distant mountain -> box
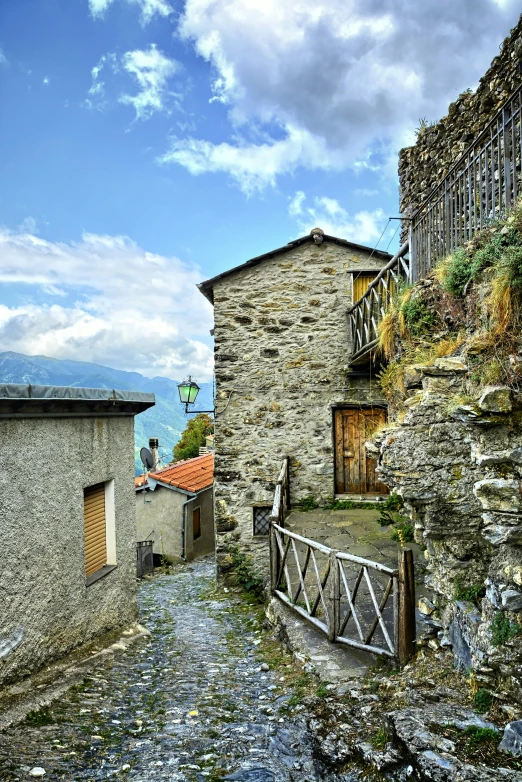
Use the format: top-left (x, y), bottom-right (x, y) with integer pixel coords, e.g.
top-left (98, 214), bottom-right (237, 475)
top-left (0, 352), bottom-right (214, 474)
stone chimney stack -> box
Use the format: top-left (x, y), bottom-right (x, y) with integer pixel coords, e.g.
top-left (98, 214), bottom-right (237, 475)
top-left (148, 437), bottom-right (159, 470)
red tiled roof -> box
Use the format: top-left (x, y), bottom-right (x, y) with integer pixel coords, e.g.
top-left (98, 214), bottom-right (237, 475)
top-left (149, 453), bottom-right (214, 493)
top-left (135, 474), bottom-right (148, 488)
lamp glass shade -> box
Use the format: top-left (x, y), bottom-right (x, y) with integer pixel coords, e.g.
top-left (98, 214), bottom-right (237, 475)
top-left (178, 378), bottom-right (200, 405)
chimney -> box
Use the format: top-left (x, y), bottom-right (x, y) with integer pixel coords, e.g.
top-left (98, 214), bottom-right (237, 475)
top-left (149, 437), bottom-right (159, 470)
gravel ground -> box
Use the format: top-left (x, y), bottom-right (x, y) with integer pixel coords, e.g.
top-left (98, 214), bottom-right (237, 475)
top-left (0, 558), bottom-right (364, 782)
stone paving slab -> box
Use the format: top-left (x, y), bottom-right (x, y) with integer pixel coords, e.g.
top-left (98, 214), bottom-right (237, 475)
top-left (0, 558), bottom-right (365, 782)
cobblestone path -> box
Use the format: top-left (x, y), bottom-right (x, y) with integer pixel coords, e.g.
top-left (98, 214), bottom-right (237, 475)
top-left (0, 559), bottom-right (362, 782)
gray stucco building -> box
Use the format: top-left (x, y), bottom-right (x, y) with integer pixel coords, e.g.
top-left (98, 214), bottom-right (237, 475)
top-left (198, 229), bottom-right (391, 578)
top-left (136, 453), bottom-right (214, 563)
top-left (0, 384), bottom-right (154, 686)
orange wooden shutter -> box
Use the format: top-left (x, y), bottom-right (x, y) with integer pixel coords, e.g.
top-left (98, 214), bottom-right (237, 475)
top-left (353, 274), bottom-right (376, 303)
top-left (84, 483), bottom-right (107, 577)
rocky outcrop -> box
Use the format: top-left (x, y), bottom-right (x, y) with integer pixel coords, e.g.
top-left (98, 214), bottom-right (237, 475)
top-left (371, 362), bottom-right (522, 704)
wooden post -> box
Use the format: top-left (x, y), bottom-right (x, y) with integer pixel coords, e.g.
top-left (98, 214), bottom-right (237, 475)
top-left (269, 520), bottom-right (279, 593)
top-left (396, 548), bottom-right (416, 666)
top-left (328, 550), bottom-right (340, 642)
top-left (285, 456), bottom-right (291, 513)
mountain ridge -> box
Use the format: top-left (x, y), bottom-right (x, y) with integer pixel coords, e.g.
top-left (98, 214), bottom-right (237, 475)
top-left (0, 352), bottom-right (214, 474)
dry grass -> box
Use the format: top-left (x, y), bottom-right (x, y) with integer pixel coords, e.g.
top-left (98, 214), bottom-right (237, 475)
top-left (486, 268), bottom-right (517, 332)
top-left (377, 310), bottom-right (398, 361)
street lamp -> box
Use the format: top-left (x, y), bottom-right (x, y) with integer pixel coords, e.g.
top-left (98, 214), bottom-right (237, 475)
top-left (177, 376), bottom-right (215, 414)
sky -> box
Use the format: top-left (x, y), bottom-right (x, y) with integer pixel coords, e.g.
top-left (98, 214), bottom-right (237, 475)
top-left (0, 0), bottom-right (519, 382)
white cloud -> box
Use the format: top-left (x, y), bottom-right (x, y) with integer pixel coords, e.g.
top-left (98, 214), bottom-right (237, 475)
top-left (288, 191), bottom-right (305, 217)
top-left (17, 217), bottom-right (39, 235)
top-left (0, 230), bottom-right (213, 381)
top-left (159, 125), bottom-right (341, 193)
top-left (119, 45), bottom-right (181, 121)
top-left (86, 47), bottom-right (181, 120)
top-left (89, 0), bottom-right (172, 24)
top-left (0, 49), bottom-right (8, 66)
top-left (164, 0), bottom-right (520, 191)
top-left (289, 192), bottom-right (386, 245)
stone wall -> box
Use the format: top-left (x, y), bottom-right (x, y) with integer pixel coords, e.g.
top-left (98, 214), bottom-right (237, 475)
top-left (399, 15), bottom-right (522, 230)
top-left (0, 415), bottom-right (138, 686)
top-left (372, 364), bottom-right (522, 702)
top-left (211, 238), bottom-right (388, 579)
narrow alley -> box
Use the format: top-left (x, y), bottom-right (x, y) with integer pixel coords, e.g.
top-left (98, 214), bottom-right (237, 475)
top-left (0, 559), bottom-right (364, 782)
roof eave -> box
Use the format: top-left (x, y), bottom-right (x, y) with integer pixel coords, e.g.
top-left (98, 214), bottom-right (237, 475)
top-left (197, 234), bottom-right (393, 306)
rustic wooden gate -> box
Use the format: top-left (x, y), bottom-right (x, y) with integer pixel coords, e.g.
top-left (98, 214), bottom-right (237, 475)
top-left (269, 459), bottom-right (415, 665)
top-left (334, 407), bottom-right (388, 495)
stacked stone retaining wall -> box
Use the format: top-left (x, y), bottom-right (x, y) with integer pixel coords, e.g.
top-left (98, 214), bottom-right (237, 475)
top-left (399, 15), bottom-right (522, 235)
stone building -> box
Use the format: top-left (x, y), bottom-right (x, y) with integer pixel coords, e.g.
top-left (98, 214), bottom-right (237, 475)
top-left (0, 383), bottom-right (154, 686)
top-left (198, 229), bottom-right (392, 576)
top-left (136, 453), bottom-right (214, 563)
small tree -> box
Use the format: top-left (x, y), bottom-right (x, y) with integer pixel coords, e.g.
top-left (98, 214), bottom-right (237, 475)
top-left (173, 413), bottom-right (213, 462)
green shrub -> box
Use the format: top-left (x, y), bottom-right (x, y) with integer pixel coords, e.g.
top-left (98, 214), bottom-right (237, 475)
top-left (391, 523), bottom-right (414, 543)
top-left (299, 496), bottom-right (319, 511)
top-left (473, 688), bottom-right (493, 713)
top-left (490, 611), bottom-right (521, 646)
top-left (24, 707), bottom-right (54, 726)
top-left (228, 544), bottom-right (264, 600)
top-left (453, 578), bottom-right (485, 604)
top-left (378, 494), bottom-right (406, 526)
top-left (442, 248), bottom-right (473, 297)
top-left (371, 726), bottom-right (389, 749)
top-left (463, 725), bottom-right (501, 751)
top-left (401, 298), bottom-right (438, 336)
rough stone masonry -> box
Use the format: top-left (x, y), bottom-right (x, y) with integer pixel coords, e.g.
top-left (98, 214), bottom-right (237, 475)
top-left (370, 361), bottom-right (522, 705)
top-left (200, 234), bottom-right (389, 579)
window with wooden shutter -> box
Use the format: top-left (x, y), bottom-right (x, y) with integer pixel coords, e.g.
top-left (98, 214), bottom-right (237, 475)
top-left (84, 483), bottom-right (107, 577)
top-left (193, 507), bottom-right (201, 540)
top-left (352, 274), bottom-right (377, 303)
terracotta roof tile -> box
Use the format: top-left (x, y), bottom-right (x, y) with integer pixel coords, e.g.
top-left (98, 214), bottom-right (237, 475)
top-left (135, 474), bottom-right (148, 488)
top-left (149, 453), bottom-right (214, 493)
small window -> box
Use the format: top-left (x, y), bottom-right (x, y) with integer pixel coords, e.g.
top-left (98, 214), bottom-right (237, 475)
top-left (84, 483), bottom-right (107, 577)
top-left (253, 506), bottom-right (271, 536)
top-left (83, 480), bottom-right (116, 584)
top-left (193, 507), bottom-right (201, 540)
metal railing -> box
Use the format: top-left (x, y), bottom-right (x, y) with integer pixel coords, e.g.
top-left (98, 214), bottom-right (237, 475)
top-left (348, 84), bottom-right (522, 364)
top-left (411, 83), bottom-right (522, 279)
top-left (347, 242), bottom-right (410, 364)
top-left (136, 540), bottom-right (154, 579)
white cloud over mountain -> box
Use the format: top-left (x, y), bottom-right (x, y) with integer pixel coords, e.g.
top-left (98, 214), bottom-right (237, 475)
top-left (0, 230), bottom-right (213, 381)
top-left (161, 0), bottom-right (520, 191)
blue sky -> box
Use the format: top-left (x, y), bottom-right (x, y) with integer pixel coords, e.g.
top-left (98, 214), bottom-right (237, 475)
top-left (0, 0), bottom-right (519, 380)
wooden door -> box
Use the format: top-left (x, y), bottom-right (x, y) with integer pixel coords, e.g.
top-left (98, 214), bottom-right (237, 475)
top-left (334, 408), bottom-right (388, 495)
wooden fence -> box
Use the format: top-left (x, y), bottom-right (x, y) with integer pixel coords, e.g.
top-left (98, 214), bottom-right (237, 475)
top-left (348, 83), bottom-right (522, 364)
top-left (269, 460), bottom-right (415, 664)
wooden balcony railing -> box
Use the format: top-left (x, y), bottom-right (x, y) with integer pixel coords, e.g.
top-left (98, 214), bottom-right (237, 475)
top-left (347, 241), bottom-right (410, 365)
